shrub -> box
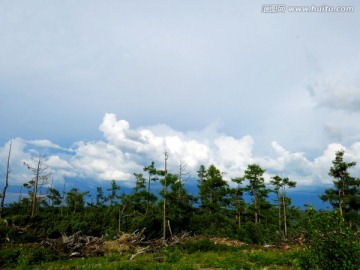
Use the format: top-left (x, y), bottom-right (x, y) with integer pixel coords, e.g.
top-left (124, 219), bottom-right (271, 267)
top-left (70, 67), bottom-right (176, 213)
top-left (17, 245), bottom-right (59, 266)
top-left (179, 238), bottom-right (225, 253)
top-left (0, 246), bottom-right (21, 268)
top-left (300, 209), bottom-right (360, 270)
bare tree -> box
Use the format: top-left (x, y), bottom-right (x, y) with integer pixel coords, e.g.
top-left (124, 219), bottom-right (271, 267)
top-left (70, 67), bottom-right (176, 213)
top-left (23, 154), bottom-right (50, 217)
top-left (178, 161), bottom-right (189, 183)
top-left (163, 150), bottom-right (168, 240)
top-left (0, 141), bottom-right (12, 218)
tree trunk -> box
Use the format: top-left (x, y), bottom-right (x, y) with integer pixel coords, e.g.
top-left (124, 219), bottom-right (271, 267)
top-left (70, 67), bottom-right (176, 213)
top-left (163, 151), bottom-right (168, 240)
top-left (254, 194), bottom-right (258, 223)
top-left (31, 157), bottom-right (41, 217)
top-left (0, 142), bottom-right (12, 218)
top-left (282, 193), bottom-right (287, 238)
top-left (338, 189), bottom-right (343, 216)
top-left (277, 193), bottom-right (281, 233)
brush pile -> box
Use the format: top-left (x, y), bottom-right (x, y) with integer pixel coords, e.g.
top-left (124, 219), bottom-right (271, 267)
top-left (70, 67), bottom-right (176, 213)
top-left (40, 231), bottom-right (104, 257)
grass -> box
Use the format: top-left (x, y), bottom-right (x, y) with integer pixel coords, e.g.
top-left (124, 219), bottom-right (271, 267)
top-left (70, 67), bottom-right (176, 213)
top-left (26, 248), bottom-right (301, 269)
top-left (1, 238), bottom-right (303, 269)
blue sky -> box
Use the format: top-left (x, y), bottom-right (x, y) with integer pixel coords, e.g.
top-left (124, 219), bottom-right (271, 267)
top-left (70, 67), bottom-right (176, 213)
top-left (1, 1), bottom-right (360, 207)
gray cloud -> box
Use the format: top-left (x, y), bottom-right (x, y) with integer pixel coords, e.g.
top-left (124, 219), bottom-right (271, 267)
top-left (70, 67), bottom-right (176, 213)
top-left (308, 80), bottom-right (360, 113)
top-left (323, 123), bottom-right (342, 142)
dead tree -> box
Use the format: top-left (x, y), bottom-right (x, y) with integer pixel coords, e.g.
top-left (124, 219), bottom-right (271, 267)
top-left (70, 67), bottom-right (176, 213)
top-left (178, 161), bottom-right (190, 183)
top-left (23, 154), bottom-right (50, 217)
top-left (163, 150), bottom-right (168, 240)
top-left (0, 141), bottom-right (12, 218)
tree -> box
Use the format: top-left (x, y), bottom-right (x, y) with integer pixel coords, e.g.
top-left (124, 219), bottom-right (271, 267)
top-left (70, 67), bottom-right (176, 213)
top-left (197, 165), bottom-right (207, 185)
top-left (96, 186), bottom-right (107, 207)
top-left (198, 164), bottom-right (229, 214)
top-left (0, 141), bottom-right (12, 218)
top-left (47, 187), bottom-right (62, 208)
top-left (130, 173), bottom-right (156, 214)
top-left (244, 164), bottom-right (268, 224)
top-left (158, 170), bottom-right (196, 236)
top-left (270, 175), bottom-right (296, 237)
top-left (66, 188), bottom-right (89, 214)
top-left (178, 161), bottom-right (189, 183)
top-left (143, 161), bottom-right (158, 193)
top-left (107, 180), bottom-right (121, 208)
top-left (162, 151), bottom-right (168, 240)
top-left (230, 177), bottom-right (245, 228)
top-left (270, 175), bottom-right (282, 232)
top-left (320, 150), bottom-right (360, 217)
top-left (23, 154), bottom-right (50, 217)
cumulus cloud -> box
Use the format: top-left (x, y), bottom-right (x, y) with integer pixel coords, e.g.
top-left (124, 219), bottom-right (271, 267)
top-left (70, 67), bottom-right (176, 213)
top-left (99, 113), bottom-right (211, 169)
top-left (307, 80), bottom-right (360, 112)
top-left (1, 113), bottom-right (360, 188)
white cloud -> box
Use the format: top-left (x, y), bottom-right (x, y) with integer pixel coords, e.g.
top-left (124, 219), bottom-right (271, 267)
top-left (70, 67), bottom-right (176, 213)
top-left (46, 155), bottom-right (72, 169)
top-left (2, 114), bottom-right (360, 188)
top-left (26, 139), bottom-right (69, 151)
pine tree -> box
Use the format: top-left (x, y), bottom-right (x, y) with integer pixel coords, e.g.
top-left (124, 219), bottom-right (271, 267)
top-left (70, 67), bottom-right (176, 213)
top-left (198, 164), bottom-right (229, 214)
top-left (230, 177), bottom-right (245, 228)
top-left (320, 150), bottom-right (360, 217)
top-left (244, 164), bottom-right (268, 224)
top-left (107, 180), bottom-right (120, 208)
top-left (270, 175), bottom-right (296, 237)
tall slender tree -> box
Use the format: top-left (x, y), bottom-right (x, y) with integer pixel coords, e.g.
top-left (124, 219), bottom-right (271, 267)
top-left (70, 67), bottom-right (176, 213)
top-left (230, 176), bottom-right (245, 229)
top-left (270, 175), bottom-right (283, 231)
top-left (96, 186), bottom-right (107, 207)
top-left (0, 141), bottom-right (12, 218)
top-left (107, 180), bottom-right (120, 208)
top-left (244, 164), bottom-right (268, 224)
top-left (271, 175), bottom-right (296, 237)
top-left (143, 161), bottom-right (158, 193)
top-left (280, 177), bottom-right (296, 237)
top-left (162, 151), bottom-right (168, 240)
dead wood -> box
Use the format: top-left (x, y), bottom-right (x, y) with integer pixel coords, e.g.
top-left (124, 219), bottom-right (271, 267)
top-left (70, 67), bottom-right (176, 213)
top-left (41, 232), bottom-right (104, 257)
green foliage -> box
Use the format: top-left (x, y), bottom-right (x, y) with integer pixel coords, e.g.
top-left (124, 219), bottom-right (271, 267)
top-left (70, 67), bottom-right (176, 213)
top-left (0, 245), bottom-right (60, 268)
top-left (176, 238), bottom-right (239, 253)
top-left (66, 188), bottom-right (89, 213)
top-left (240, 222), bottom-right (278, 244)
top-left (198, 164), bottom-right (229, 213)
top-left (2, 155), bottom-right (359, 269)
top-left (0, 245), bottom-right (20, 268)
top-left (300, 209), bottom-right (360, 270)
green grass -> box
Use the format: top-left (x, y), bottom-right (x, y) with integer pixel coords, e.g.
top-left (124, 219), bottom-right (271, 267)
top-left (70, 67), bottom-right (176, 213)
top-left (21, 247), bottom-right (301, 270)
top-left (1, 238), bottom-right (303, 269)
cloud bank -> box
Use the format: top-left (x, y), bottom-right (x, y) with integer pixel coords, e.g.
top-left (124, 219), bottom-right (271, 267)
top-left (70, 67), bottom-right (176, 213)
top-left (1, 113), bottom-right (360, 188)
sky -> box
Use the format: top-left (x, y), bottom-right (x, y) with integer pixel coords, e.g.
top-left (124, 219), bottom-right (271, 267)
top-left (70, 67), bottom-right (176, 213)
top-left (1, 0), bottom-right (360, 206)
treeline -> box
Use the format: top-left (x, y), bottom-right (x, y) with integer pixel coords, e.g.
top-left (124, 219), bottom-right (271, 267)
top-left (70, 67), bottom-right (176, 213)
top-left (1, 149), bottom-right (359, 246)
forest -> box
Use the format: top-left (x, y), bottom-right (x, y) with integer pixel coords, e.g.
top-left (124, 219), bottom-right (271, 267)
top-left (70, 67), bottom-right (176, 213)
top-left (0, 147), bottom-right (359, 269)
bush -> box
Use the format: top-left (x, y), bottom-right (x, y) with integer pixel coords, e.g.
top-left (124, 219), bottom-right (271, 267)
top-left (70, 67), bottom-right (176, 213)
top-left (176, 238), bottom-right (236, 254)
top-left (300, 209), bottom-right (360, 270)
top-left (0, 246), bottom-right (21, 268)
